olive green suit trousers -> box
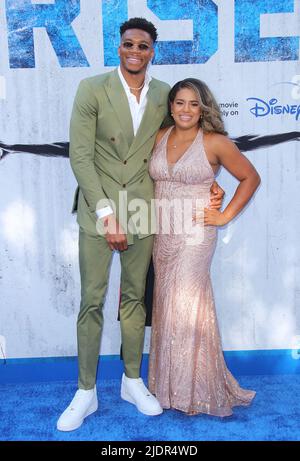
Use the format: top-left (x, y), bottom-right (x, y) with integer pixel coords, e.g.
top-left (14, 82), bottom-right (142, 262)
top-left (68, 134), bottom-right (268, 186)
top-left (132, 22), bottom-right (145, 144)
top-left (77, 229), bottom-right (153, 389)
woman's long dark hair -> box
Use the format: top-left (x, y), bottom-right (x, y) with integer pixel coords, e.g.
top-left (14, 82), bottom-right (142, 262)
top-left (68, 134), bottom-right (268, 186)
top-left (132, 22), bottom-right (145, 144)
top-left (168, 78), bottom-right (227, 135)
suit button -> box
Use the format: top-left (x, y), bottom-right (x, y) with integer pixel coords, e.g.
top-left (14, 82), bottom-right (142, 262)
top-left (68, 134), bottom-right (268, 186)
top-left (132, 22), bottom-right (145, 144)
top-left (144, 159), bottom-right (147, 163)
top-left (111, 137), bottom-right (115, 142)
top-left (122, 184), bottom-right (126, 188)
top-left (123, 160), bottom-right (127, 165)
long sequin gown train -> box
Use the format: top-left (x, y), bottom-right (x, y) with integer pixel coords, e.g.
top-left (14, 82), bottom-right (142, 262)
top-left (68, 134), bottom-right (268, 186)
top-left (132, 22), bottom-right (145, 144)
top-left (148, 127), bottom-right (255, 416)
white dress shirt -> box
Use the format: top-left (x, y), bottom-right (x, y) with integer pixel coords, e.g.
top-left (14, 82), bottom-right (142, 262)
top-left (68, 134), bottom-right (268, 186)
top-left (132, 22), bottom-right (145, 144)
top-left (97, 67), bottom-right (152, 219)
top-left (117, 66), bottom-right (152, 136)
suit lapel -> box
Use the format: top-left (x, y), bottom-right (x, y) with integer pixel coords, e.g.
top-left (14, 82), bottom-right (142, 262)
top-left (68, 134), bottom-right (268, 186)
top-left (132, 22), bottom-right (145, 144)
top-left (126, 80), bottom-right (163, 159)
top-left (104, 69), bottom-right (134, 150)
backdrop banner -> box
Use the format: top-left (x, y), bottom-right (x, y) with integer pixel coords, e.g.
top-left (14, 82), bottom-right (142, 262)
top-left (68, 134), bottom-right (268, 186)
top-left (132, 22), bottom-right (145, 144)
top-left (0, 0), bottom-right (299, 362)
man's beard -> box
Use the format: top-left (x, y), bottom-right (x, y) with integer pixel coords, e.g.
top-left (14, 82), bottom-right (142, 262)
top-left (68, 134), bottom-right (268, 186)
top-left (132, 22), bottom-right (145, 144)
top-left (126, 67), bottom-right (144, 75)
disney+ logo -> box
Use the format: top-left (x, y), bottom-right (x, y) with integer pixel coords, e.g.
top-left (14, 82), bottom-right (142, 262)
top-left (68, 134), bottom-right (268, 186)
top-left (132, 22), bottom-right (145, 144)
top-left (247, 97), bottom-right (300, 121)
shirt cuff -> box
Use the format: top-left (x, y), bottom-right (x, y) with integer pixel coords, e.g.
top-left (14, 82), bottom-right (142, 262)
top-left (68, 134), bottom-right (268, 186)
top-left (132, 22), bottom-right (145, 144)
top-left (96, 206), bottom-right (114, 219)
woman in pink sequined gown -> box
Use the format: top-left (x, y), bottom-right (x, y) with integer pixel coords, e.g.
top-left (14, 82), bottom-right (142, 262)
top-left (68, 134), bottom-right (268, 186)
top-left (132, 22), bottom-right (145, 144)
top-left (148, 79), bottom-right (260, 417)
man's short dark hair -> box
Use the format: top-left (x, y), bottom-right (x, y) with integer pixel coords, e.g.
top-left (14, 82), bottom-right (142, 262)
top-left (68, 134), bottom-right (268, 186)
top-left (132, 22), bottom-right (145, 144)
top-left (120, 17), bottom-right (158, 43)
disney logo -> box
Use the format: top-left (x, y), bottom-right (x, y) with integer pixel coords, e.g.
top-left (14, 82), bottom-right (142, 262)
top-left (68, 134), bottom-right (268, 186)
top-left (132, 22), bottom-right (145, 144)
top-left (247, 97), bottom-right (300, 121)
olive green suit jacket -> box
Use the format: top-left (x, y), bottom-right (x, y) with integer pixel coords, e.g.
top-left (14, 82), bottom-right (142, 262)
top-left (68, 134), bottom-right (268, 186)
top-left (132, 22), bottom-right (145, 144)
top-left (70, 69), bottom-right (171, 244)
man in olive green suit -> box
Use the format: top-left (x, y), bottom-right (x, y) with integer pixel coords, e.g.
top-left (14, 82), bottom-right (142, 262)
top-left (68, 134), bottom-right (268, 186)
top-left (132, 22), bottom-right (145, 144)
top-left (57, 18), bottom-right (223, 431)
top-left (56, 18), bottom-right (169, 431)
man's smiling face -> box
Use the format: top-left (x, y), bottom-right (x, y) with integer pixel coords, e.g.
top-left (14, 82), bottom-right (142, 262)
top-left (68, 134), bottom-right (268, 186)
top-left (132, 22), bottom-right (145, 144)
top-left (118, 28), bottom-right (154, 75)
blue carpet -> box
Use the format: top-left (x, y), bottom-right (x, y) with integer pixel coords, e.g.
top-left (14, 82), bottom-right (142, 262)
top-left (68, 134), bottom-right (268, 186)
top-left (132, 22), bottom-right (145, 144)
top-left (0, 375), bottom-right (299, 441)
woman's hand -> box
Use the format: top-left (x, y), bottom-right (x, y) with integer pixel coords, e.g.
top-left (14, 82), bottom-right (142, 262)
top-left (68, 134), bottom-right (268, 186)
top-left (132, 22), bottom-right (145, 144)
top-left (204, 208), bottom-right (229, 226)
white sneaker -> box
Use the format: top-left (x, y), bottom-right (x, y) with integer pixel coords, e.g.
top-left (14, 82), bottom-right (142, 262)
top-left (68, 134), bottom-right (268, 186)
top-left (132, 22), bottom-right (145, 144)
top-left (56, 386), bottom-right (98, 431)
top-left (121, 374), bottom-right (163, 416)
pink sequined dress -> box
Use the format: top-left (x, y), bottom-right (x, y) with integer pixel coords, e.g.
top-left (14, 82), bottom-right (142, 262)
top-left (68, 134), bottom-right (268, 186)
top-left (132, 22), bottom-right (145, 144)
top-left (148, 127), bottom-right (256, 416)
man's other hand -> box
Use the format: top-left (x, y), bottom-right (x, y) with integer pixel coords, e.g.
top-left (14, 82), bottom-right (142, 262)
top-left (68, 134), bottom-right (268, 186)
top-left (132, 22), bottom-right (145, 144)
top-left (209, 181), bottom-right (225, 210)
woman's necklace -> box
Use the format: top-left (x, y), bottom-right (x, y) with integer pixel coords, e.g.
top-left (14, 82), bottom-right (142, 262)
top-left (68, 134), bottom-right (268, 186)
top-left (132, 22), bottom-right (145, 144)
top-left (171, 132), bottom-right (198, 149)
